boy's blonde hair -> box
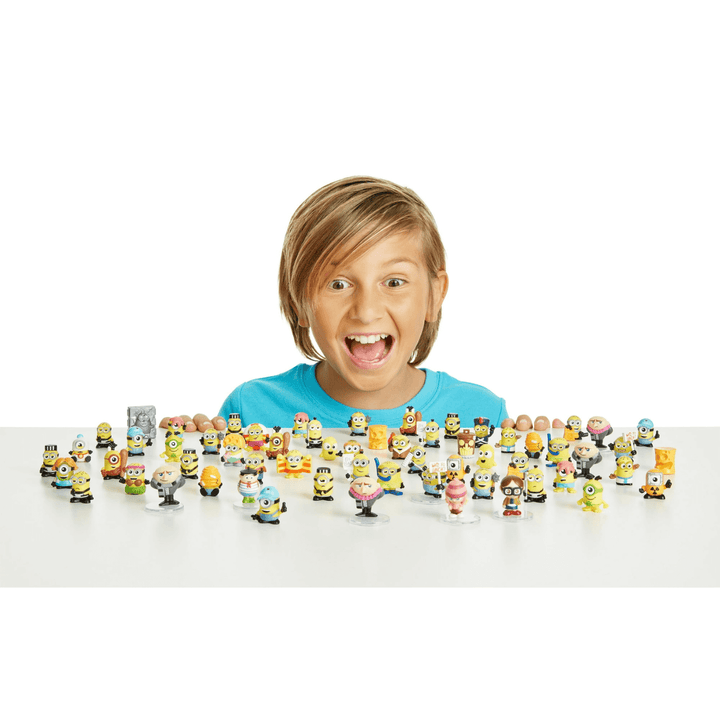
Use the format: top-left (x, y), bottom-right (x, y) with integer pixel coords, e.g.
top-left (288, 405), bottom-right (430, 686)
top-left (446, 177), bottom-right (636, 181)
top-left (279, 176), bottom-right (446, 366)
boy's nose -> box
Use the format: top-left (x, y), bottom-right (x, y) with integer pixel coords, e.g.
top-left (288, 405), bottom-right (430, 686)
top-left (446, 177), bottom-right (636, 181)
top-left (348, 286), bottom-right (384, 324)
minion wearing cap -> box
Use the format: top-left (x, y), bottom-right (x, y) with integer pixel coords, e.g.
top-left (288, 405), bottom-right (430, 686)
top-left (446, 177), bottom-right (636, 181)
top-left (251, 486), bottom-right (287, 524)
top-left (635, 419), bottom-right (660, 448)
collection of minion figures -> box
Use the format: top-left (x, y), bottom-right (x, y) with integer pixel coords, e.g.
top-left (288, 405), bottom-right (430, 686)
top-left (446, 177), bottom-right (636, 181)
top-left (37, 406), bottom-right (676, 525)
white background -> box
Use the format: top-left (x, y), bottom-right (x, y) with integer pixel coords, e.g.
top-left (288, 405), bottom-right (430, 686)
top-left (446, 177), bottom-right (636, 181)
top-left (1, 1), bottom-right (718, 715)
top-left (2, 1), bottom-right (718, 428)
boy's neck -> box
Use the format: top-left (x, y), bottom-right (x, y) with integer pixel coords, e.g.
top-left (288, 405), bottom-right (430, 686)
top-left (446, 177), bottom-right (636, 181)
top-left (314, 361), bottom-right (426, 411)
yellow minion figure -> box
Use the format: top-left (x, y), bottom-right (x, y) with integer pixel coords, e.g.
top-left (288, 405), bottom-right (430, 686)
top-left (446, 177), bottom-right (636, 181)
top-left (319, 437), bottom-right (342, 462)
top-left (342, 440), bottom-right (362, 457)
top-left (52, 457), bottom-right (78, 488)
top-left (313, 467), bottom-right (334, 502)
top-left (126, 426), bottom-right (147, 457)
top-left (306, 417), bottom-right (323, 449)
top-left (70, 470), bottom-right (93, 504)
top-left (609, 455), bottom-right (640, 486)
top-left (348, 411), bottom-right (370, 436)
top-left (546, 437), bottom-right (570, 467)
top-left (407, 445), bottom-right (427, 474)
top-left (400, 406), bottom-right (422, 436)
top-left (577, 478), bottom-right (609, 513)
top-left (346, 451), bottom-right (371, 482)
top-left (199, 429), bottom-right (223, 455)
top-left (222, 432), bottom-right (246, 466)
top-left (496, 427), bottom-right (520, 454)
top-left (475, 443), bottom-right (497, 471)
top-left (375, 458), bottom-right (403, 495)
top-left (180, 449), bottom-right (199, 479)
top-left (444, 413), bottom-right (461, 439)
top-left (123, 462), bottom-right (148, 495)
top-left (160, 434), bottom-right (184, 463)
top-left (277, 450), bottom-right (312, 479)
top-left (388, 433), bottom-right (411, 460)
top-left (507, 451), bottom-right (530, 479)
top-left (525, 465), bottom-right (546, 503)
top-left (243, 423), bottom-right (268, 452)
top-left (40, 444), bottom-right (59, 477)
top-left (423, 420), bottom-right (441, 448)
top-left (563, 416), bottom-right (587, 443)
top-left (95, 422), bottom-right (116, 450)
top-left (226, 413), bottom-right (243, 435)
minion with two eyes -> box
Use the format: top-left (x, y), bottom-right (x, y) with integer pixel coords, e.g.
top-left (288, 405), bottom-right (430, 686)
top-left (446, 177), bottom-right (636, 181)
top-left (123, 462), bottom-right (148, 495)
top-left (423, 420), bottom-right (441, 448)
top-left (375, 458), bottom-right (403, 495)
top-left (200, 429), bottom-right (223, 455)
top-left (277, 450), bottom-right (312, 479)
top-left (320, 437), bottom-right (343, 462)
top-left (348, 412), bottom-right (370, 436)
top-left (496, 427), bottom-right (520, 454)
top-left (609, 455), bottom-right (640, 486)
top-left (40, 445), bottom-right (59, 477)
top-left (95, 423), bottom-right (116, 450)
top-left (346, 451), bottom-right (371, 482)
top-left (305, 418), bottom-right (324, 449)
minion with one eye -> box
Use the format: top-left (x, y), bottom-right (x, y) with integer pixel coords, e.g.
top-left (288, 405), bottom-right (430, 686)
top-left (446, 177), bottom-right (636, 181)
top-left (347, 412), bottom-right (370, 436)
top-left (407, 445), bottom-right (427, 475)
top-left (577, 478), bottom-right (609, 513)
top-left (400, 406), bottom-right (422, 436)
top-left (635, 419), bottom-right (660, 448)
top-left (40, 445), bottom-right (59, 477)
top-left (313, 467), bottom-right (334, 502)
top-left (51, 457), bottom-right (78, 489)
top-left (251, 486), bottom-right (287, 524)
top-left (346, 451), bottom-right (371, 482)
top-left (160, 434), bottom-right (184, 463)
top-left (101, 449), bottom-right (127, 481)
top-left (553, 460), bottom-right (577, 493)
top-left (525, 465), bottom-right (546, 503)
top-left (496, 427), bottom-right (520, 454)
top-left (470, 469), bottom-right (498, 500)
top-left (446, 454), bottom-right (470, 483)
top-left (70, 434), bottom-right (93, 463)
top-left (305, 418), bottom-right (323, 449)
top-left (200, 429), bottom-right (223, 455)
top-left (639, 469), bottom-right (672, 500)
top-left (266, 427), bottom-right (290, 460)
top-left (95, 423), bottom-right (116, 450)
top-left (374, 458), bottom-right (403, 495)
top-left (126, 426), bottom-right (147, 457)
top-left (609, 455), bottom-right (640, 486)
top-left (319, 437), bottom-right (342, 462)
top-left (180, 449), bottom-right (199, 480)
top-left (122, 462), bottom-right (148, 495)
top-left (423, 420), bottom-right (440, 448)
top-left (292, 412), bottom-right (309, 438)
top-left (70, 471), bottom-right (93, 504)
top-left (444, 413), bottom-right (461, 439)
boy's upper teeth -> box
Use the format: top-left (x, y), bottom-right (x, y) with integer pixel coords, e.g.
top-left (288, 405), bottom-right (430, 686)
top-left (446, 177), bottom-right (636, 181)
top-left (348, 334), bottom-right (388, 344)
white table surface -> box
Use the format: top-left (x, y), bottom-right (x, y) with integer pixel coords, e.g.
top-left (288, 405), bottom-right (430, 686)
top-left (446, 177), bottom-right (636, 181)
top-left (1, 426), bottom-right (717, 587)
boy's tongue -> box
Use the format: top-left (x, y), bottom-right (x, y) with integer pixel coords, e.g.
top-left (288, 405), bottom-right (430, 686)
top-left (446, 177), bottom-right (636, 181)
top-left (349, 337), bottom-right (386, 362)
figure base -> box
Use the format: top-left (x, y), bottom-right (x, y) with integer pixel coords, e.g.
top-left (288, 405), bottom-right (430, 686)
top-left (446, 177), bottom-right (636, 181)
top-left (409, 493), bottom-right (444, 506)
top-left (492, 510), bottom-right (533, 522)
top-left (145, 501), bottom-right (184, 513)
top-left (440, 513), bottom-right (480, 526)
top-left (233, 499), bottom-right (257, 510)
top-left (347, 514), bottom-right (390, 527)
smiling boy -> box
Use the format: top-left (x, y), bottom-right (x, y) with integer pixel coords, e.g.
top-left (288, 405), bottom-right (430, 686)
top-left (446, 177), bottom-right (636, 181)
top-left (217, 176), bottom-right (508, 430)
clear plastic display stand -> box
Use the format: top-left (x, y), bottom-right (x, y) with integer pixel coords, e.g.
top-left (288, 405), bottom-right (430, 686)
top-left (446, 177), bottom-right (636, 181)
top-left (348, 513), bottom-right (390, 527)
top-left (145, 501), bottom-right (184, 513)
top-left (492, 510), bottom-right (533, 522)
top-left (233, 499), bottom-right (256, 510)
top-left (440, 511), bottom-right (480, 526)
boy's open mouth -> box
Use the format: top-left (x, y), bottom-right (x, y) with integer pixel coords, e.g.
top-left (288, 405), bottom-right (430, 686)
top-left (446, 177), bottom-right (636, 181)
top-left (344, 334), bottom-right (394, 364)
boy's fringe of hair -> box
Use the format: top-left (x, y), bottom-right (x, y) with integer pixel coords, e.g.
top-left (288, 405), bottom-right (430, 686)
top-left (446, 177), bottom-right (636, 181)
top-left (279, 176), bottom-right (446, 367)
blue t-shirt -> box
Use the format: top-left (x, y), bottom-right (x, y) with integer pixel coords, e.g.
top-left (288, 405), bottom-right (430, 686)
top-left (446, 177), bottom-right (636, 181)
top-left (219, 363), bottom-right (507, 430)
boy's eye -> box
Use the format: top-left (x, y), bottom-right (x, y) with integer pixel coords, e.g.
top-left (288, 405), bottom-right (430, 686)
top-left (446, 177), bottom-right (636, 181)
top-left (329, 279), bottom-right (350, 291)
top-left (384, 278), bottom-right (405, 288)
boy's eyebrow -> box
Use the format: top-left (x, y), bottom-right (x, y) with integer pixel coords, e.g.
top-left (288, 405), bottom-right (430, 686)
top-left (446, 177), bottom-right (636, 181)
top-left (328, 257), bottom-right (421, 269)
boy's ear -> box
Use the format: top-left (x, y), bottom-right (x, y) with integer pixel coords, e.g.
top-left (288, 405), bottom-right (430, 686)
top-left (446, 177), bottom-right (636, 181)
top-left (293, 303), bottom-right (310, 328)
top-left (426, 270), bottom-right (449, 322)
